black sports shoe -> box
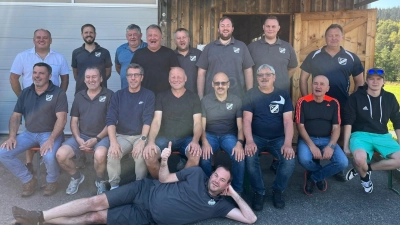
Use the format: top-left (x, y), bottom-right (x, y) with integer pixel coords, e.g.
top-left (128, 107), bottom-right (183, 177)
top-left (334, 170), bottom-right (347, 182)
top-left (272, 190), bottom-right (285, 209)
top-left (251, 192), bottom-right (265, 211)
top-left (316, 179), bottom-right (328, 192)
top-left (303, 171), bottom-right (314, 196)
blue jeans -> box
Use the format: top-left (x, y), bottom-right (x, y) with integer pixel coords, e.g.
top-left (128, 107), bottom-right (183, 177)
top-left (297, 136), bottom-right (348, 182)
top-left (155, 136), bottom-right (192, 155)
top-left (0, 131), bottom-right (63, 183)
top-left (199, 133), bottom-right (245, 193)
top-left (245, 135), bottom-right (295, 194)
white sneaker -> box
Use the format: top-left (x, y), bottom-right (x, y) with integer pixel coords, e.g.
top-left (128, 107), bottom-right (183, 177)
top-left (345, 168), bottom-right (359, 181)
top-left (361, 172), bottom-right (373, 193)
top-left (95, 181), bottom-right (107, 195)
top-left (66, 174), bottom-right (85, 195)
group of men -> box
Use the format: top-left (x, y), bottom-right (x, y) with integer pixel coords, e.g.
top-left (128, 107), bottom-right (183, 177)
top-left (2, 15), bottom-right (400, 225)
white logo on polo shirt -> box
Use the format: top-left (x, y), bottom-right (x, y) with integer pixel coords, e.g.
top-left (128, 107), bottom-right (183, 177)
top-left (95, 52), bottom-right (101, 57)
top-left (46, 94), bottom-right (53, 101)
top-left (363, 106), bottom-right (369, 110)
top-left (233, 47), bottom-right (240, 53)
top-left (338, 57), bottom-right (347, 65)
top-left (99, 96), bottom-right (106, 102)
top-left (269, 104), bottom-right (279, 113)
top-left (226, 103), bottom-right (233, 110)
top-left (271, 95), bottom-right (285, 105)
top-left (279, 47), bottom-right (286, 53)
top-left (139, 101), bottom-right (144, 104)
top-left (190, 55), bottom-right (196, 61)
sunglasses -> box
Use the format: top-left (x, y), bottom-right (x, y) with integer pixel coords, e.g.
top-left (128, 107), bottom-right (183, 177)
top-left (213, 81), bottom-right (229, 86)
top-left (367, 69), bottom-right (384, 76)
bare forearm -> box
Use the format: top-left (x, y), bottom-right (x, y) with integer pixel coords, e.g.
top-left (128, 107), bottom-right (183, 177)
top-left (300, 71), bottom-right (310, 96)
top-left (244, 68), bottom-right (253, 90)
top-left (9, 114), bottom-right (21, 138)
top-left (115, 64), bottom-right (121, 75)
top-left (97, 126), bottom-right (108, 139)
top-left (288, 67), bottom-right (297, 78)
top-left (158, 159), bottom-right (170, 182)
top-left (283, 120), bottom-right (294, 145)
top-left (297, 125), bottom-right (315, 147)
top-left (231, 192), bottom-right (257, 223)
top-left (343, 125), bottom-right (352, 148)
top-left (329, 125), bottom-right (340, 145)
top-left (50, 115), bottom-right (67, 141)
top-left (60, 75), bottom-right (69, 92)
top-left (10, 77), bottom-right (22, 97)
top-left (105, 68), bottom-right (112, 80)
top-left (70, 120), bottom-right (81, 140)
top-left (147, 120), bottom-right (160, 143)
top-left (197, 69), bottom-right (206, 98)
top-left (243, 121), bottom-right (253, 142)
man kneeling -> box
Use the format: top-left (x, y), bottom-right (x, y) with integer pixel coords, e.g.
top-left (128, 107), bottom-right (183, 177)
top-left (12, 142), bottom-right (257, 225)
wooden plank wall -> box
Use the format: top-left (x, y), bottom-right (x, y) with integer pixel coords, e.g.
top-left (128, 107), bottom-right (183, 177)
top-left (161, 0), bottom-right (362, 48)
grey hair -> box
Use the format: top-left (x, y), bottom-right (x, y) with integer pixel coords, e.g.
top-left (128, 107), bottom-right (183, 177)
top-left (126, 24), bottom-right (142, 34)
top-left (146, 24), bottom-right (162, 34)
top-left (257, 64), bottom-right (276, 74)
top-left (126, 63), bottom-right (144, 75)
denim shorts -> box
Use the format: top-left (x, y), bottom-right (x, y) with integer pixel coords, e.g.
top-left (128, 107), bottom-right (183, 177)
top-left (62, 134), bottom-right (110, 157)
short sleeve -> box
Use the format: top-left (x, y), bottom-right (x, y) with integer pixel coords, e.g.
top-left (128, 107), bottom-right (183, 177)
top-left (59, 55), bottom-right (70, 75)
top-left (241, 90), bottom-right (254, 113)
top-left (196, 44), bottom-right (210, 70)
top-left (10, 53), bottom-right (23, 75)
top-left (104, 49), bottom-right (113, 68)
top-left (288, 45), bottom-right (298, 68)
top-left (71, 49), bottom-right (78, 68)
top-left (351, 53), bottom-right (364, 77)
top-left (242, 45), bottom-right (255, 69)
top-left (282, 91), bottom-right (294, 113)
top-left (300, 51), bottom-right (314, 73)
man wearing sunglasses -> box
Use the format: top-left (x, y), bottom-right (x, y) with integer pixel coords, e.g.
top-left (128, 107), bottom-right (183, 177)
top-left (200, 72), bottom-right (245, 194)
top-left (342, 68), bottom-right (400, 193)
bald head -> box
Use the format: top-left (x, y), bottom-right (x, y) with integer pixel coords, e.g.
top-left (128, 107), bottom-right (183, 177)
top-left (169, 67), bottom-right (187, 90)
top-left (312, 75), bottom-right (330, 99)
top-left (313, 75), bottom-right (329, 85)
top-left (212, 72), bottom-right (230, 96)
top-left (213, 72), bottom-right (229, 82)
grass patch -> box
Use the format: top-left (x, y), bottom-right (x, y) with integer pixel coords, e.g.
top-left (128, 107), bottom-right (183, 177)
top-left (383, 82), bottom-right (400, 131)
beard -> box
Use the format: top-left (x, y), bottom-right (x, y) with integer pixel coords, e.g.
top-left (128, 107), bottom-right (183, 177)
top-left (219, 32), bottom-right (232, 41)
top-left (84, 36), bottom-right (95, 45)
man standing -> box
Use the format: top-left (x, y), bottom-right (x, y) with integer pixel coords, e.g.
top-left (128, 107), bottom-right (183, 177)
top-left (131, 24), bottom-right (180, 95)
top-left (343, 68), bottom-right (400, 193)
top-left (295, 75), bottom-right (348, 196)
top-left (72, 24), bottom-right (112, 94)
top-left (115, 24), bottom-right (148, 89)
top-left (106, 63), bottom-right (155, 190)
top-left (243, 64), bottom-right (295, 210)
top-left (248, 16), bottom-right (298, 92)
top-left (12, 145), bottom-right (257, 225)
top-left (299, 24), bottom-right (364, 181)
top-left (0, 62), bottom-right (68, 197)
top-left (200, 72), bottom-right (245, 194)
top-left (174, 28), bottom-right (202, 93)
top-left (143, 67), bottom-right (202, 179)
top-left (197, 16), bottom-right (254, 99)
top-left (56, 67), bottom-right (113, 195)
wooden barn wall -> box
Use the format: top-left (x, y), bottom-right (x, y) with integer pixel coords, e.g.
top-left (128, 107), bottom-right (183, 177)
top-left (160, 0), bottom-right (369, 48)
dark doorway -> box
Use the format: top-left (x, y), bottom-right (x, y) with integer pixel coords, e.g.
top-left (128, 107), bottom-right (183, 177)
top-left (224, 14), bottom-right (292, 45)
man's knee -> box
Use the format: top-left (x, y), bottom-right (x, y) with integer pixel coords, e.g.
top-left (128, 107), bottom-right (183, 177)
top-left (94, 147), bottom-right (107, 163)
top-left (56, 146), bottom-right (74, 162)
top-left (88, 194), bottom-right (109, 210)
top-left (353, 150), bottom-right (368, 166)
top-left (86, 210), bottom-right (108, 224)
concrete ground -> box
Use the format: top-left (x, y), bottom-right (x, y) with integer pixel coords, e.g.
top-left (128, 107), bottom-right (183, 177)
top-left (0, 135), bottom-right (399, 225)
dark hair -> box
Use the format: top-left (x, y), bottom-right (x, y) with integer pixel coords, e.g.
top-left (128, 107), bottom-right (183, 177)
top-left (174, 28), bottom-right (189, 38)
top-left (81, 24), bottom-right (96, 33)
top-left (33, 62), bottom-right (52, 74)
top-left (126, 63), bottom-right (144, 75)
top-left (264, 15), bottom-right (279, 25)
top-left (146, 24), bottom-right (162, 34)
top-left (85, 66), bottom-right (101, 76)
top-left (215, 165), bottom-right (233, 183)
top-left (33, 29), bottom-right (51, 38)
top-left (325, 24), bottom-right (343, 36)
top-left (218, 16), bottom-right (234, 28)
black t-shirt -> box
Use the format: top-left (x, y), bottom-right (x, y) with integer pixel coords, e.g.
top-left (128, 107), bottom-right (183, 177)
top-left (149, 167), bottom-right (235, 225)
top-left (131, 46), bottom-right (180, 95)
top-left (294, 94), bottom-right (340, 137)
top-left (156, 89), bottom-right (201, 138)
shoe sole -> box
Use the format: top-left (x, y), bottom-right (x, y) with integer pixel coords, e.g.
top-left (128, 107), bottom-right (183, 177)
top-left (66, 175), bottom-right (85, 195)
top-left (303, 171), bottom-right (313, 196)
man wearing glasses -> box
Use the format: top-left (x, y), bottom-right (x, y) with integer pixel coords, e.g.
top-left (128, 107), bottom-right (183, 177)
top-left (199, 72), bottom-right (245, 194)
top-left (105, 63), bottom-right (155, 190)
top-left (243, 64), bottom-right (295, 210)
top-left (342, 68), bottom-right (400, 193)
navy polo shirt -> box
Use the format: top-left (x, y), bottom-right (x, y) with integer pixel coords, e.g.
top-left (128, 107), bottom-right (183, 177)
top-left (175, 47), bottom-right (202, 94)
top-left (72, 42), bottom-right (113, 94)
top-left (14, 81), bottom-right (68, 133)
top-left (201, 92), bottom-right (242, 135)
top-left (300, 46), bottom-right (364, 107)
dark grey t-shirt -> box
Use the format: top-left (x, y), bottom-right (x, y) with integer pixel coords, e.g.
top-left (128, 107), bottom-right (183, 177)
top-left (202, 92), bottom-right (242, 135)
top-left (196, 37), bottom-right (254, 98)
top-left (248, 38), bottom-right (298, 92)
top-left (175, 47), bottom-right (202, 94)
top-left (14, 81), bottom-right (68, 133)
top-left (70, 87), bottom-right (114, 137)
top-left (149, 167), bottom-right (235, 225)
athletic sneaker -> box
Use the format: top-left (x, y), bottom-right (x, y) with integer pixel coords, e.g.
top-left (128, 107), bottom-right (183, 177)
top-left (361, 172), bottom-right (373, 193)
top-left (345, 168), bottom-right (359, 181)
top-left (316, 179), bottom-right (328, 192)
top-left (66, 174), bottom-right (85, 195)
top-left (303, 171), bottom-right (314, 196)
top-left (95, 181), bottom-right (107, 195)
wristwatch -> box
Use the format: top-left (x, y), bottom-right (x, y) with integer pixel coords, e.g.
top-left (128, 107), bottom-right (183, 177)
top-left (328, 143), bottom-right (336, 149)
top-left (95, 136), bottom-right (102, 143)
top-left (140, 136), bottom-right (147, 141)
top-left (237, 139), bottom-right (244, 145)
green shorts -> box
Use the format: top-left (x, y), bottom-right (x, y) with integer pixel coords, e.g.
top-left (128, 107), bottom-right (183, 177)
top-left (350, 132), bottom-right (400, 162)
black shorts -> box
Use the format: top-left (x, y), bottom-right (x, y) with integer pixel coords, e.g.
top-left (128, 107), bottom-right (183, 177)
top-left (106, 178), bottom-right (155, 225)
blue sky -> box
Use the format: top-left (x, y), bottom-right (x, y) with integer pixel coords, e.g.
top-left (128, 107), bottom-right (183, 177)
top-left (370, 0), bottom-right (400, 8)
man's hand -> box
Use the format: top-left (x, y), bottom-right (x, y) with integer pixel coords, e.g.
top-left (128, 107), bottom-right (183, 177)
top-left (232, 142), bottom-right (245, 162)
top-left (161, 141), bottom-right (172, 161)
top-left (132, 140), bottom-right (145, 159)
top-left (187, 141), bottom-right (202, 157)
top-left (143, 143), bottom-right (159, 160)
top-left (322, 146), bottom-right (334, 160)
top-left (79, 138), bottom-right (96, 151)
top-left (309, 144), bottom-right (322, 159)
top-left (221, 184), bottom-right (237, 197)
top-left (201, 141), bottom-right (213, 160)
top-left (40, 139), bottom-right (55, 156)
top-left (281, 144), bottom-right (295, 160)
top-left (1, 137), bottom-right (17, 151)
top-left (245, 141), bottom-right (257, 156)
top-left (108, 142), bottom-right (122, 159)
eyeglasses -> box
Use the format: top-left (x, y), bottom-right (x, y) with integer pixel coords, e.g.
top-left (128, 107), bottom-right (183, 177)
top-left (213, 81), bottom-right (229, 86)
top-left (126, 73), bottom-right (142, 78)
top-left (367, 69), bottom-right (384, 76)
top-left (257, 73), bottom-right (274, 78)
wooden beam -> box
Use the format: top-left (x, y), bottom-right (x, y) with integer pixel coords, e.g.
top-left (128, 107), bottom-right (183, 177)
top-left (354, 0), bottom-right (378, 8)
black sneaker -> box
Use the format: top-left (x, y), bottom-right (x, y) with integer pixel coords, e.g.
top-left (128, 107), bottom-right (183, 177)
top-left (316, 179), bottom-right (328, 192)
top-left (251, 192), bottom-right (264, 211)
top-left (334, 170), bottom-right (347, 182)
top-left (303, 171), bottom-right (314, 196)
top-left (272, 190), bottom-right (285, 209)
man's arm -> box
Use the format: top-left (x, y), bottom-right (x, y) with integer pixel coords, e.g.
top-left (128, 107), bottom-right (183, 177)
top-left (322, 124), bottom-right (341, 160)
top-left (299, 70), bottom-right (311, 96)
top-left (60, 74), bottom-right (69, 92)
top-left (115, 64), bottom-right (121, 75)
top-left (0, 112), bottom-right (22, 150)
top-left (343, 125), bottom-right (352, 155)
top-left (288, 67), bottom-right (297, 79)
top-left (281, 111), bottom-right (295, 160)
top-left (225, 185), bottom-right (257, 224)
top-left (243, 111), bottom-right (257, 156)
top-left (105, 67), bottom-right (112, 80)
top-left (143, 111), bottom-right (162, 159)
top-left (159, 141), bottom-right (179, 183)
top-left (243, 67), bottom-right (253, 91)
top-left (395, 129), bottom-right (400, 145)
top-left (72, 68), bottom-right (78, 81)
top-left (352, 72), bottom-right (364, 92)
top-left (132, 124), bottom-right (151, 159)
top-left (187, 113), bottom-right (202, 156)
top-left (296, 123), bottom-right (322, 159)
top-left (40, 112), bottom-right (67, 156)
top-left (10, 73), bottom-right (22, 97)
top-left (197, 68), bottom-right (207, 99)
